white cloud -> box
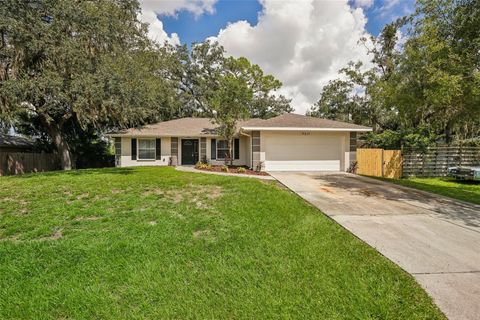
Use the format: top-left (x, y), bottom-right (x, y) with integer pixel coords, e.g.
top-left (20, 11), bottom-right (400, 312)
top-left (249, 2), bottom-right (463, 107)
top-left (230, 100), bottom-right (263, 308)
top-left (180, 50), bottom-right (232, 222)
top-left (353, 0), bottom-right (374, 9)
top-left (139, 0), bottom-right (218, 45)
top-left (376, 0), bottom-right (402, 19)
top-left (210, 0), bottom-right (373, 113)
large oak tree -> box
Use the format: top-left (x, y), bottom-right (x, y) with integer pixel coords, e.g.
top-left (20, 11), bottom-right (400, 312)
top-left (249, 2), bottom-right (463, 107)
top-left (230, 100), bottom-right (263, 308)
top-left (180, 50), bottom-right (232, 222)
top-left (0, 0), bottom-right (176, 169)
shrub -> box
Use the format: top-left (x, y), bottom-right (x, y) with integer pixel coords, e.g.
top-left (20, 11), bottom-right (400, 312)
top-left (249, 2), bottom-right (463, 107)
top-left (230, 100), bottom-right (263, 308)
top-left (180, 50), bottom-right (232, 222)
top-left (221, 165), bottom-right (229, 173)
top-left (360, 126), bottom-right (439, 152)
top-left (237, 167), bottom-right (247, 173)
top-left (195, 162), bottom-right (208, 169)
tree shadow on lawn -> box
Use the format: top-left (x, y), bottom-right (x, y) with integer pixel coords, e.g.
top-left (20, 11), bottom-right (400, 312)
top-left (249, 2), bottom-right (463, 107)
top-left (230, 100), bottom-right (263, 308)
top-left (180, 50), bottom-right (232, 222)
top-left (313, 174), bottom-right (480, 229)
top-left (10, 167), bottom-right (135, 179)
top-left (442, 178), bottom-right (480, 186)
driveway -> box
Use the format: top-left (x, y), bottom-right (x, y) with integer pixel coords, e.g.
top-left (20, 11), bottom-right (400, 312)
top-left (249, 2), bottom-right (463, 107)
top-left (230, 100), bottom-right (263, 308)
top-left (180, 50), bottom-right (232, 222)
top-left (269, 172), bottom-right (480, 320)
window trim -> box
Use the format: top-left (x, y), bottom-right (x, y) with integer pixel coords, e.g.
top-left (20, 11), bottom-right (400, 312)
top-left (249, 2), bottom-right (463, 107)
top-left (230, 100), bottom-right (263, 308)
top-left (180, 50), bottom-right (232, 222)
top-left (216, 139), bottom-right (230, 160)
top-left (137, 138), bottom-right (156, 161)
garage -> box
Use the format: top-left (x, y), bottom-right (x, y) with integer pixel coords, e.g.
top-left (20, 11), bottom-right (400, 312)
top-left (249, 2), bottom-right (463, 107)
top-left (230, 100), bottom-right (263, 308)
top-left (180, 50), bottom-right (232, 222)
top-left (263, 132), bottom-right (345, 171)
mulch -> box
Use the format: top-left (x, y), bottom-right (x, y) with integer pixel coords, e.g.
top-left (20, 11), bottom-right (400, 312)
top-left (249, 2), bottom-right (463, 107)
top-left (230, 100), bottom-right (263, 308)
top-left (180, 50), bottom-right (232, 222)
top-left (196, 165), bottom-right (269, 176)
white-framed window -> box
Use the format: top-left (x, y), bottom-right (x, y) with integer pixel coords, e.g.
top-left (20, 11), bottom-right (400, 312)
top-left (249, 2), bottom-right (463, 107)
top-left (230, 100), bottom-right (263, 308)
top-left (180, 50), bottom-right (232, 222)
top-left (216, 140), bottom-right (230, 159)
top-left (138, 139), bottom-right (156, 160)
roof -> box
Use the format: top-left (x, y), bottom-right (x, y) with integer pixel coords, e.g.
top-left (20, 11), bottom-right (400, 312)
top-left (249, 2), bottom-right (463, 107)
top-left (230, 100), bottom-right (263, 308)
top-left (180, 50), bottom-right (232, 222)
top-left (0, 133), bottom-right (35, 149)
top-left (240, 113), bottom-right (372, 131)
top-left (109, 114), bottom-right (371, 137)
top-left (109, 118), bottom-right (262, 137)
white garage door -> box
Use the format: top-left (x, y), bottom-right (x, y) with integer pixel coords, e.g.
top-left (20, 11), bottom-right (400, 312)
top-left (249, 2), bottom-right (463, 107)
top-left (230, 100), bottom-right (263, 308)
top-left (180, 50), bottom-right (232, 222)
top-left (264, 133), bottom-right (343, 171)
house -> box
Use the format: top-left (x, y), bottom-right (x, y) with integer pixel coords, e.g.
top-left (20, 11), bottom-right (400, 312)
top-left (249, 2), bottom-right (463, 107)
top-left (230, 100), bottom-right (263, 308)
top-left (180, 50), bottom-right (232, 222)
top-left (108, 113), bottom-right (372, 172)
top-left (0, 133), bottom-right (36, 153)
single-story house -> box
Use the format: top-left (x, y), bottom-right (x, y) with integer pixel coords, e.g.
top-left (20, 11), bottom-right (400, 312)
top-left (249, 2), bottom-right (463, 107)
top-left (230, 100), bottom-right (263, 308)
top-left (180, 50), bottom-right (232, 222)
top-left (0, 133), bottom-right (36, 153)
top-left (108, 113), bottom-right (372, 172)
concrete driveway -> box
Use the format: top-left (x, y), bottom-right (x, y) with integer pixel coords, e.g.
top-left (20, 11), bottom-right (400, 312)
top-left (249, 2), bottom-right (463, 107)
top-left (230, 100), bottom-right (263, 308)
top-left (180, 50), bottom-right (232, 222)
top-left (269, 171), bottom-right (480, 320)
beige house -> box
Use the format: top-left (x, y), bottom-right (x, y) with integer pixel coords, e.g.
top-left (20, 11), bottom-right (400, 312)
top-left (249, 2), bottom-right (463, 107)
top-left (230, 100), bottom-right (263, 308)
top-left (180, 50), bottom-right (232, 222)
top-left (109, 113), bottom-right (372, 172)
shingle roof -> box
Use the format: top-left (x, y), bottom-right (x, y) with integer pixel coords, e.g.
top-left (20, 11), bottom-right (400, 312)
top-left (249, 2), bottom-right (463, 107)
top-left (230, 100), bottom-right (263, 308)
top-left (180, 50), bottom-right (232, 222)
top-left (0, 133), bottom-right (35, 149)
top-left (109, 114), bottom-right (371, 137)
top-left (110, 118), bottom-right (262, 137)
top-left (241, 113), bottom-right (372, 130)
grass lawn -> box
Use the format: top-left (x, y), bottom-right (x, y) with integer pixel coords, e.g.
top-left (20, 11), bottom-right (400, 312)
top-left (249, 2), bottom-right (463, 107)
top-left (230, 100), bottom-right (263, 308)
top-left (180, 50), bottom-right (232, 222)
top-left (0, 167), bottom-right (444, 319)
top-left (381, 177), bottom-right (480, 205)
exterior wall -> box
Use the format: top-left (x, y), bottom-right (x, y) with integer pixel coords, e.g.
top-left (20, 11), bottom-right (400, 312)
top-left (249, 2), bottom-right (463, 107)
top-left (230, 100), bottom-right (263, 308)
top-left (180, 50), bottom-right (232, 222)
top-left (116, 131), bottom-right (353, 171)
top-left (117, 136), bottom-right (250, 167)
top-left (206, 136), bottom-right (249, 166)
top-left (119, 137), bottom-right (171, 167)
top-left (259, 131), bottom-right (350, 171)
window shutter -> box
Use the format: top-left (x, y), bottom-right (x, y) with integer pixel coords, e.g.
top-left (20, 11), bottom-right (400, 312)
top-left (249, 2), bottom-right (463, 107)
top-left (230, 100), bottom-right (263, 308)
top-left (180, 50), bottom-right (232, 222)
top-left (234, 139), bottom-right (240, 160)
top-left (211, 139), bottom-right (216, 159)
top-left (131, 138), bottom-right (137, 160)
top-left (155, 138), bottom-right (161, 160)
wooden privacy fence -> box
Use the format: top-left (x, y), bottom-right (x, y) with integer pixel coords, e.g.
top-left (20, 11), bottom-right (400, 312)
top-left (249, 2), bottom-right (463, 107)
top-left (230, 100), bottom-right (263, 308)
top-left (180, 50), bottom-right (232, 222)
top-left (0, 152), bottom-right (60, 176)
top-left (403, 146), bottom-right (480, 177)
top-left (357, 148), bottom-right (403, 179)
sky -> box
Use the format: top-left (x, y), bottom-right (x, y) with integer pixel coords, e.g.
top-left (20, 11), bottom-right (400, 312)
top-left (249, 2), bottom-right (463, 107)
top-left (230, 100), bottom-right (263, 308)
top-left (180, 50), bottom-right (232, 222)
top-left (139, 0), bottom-right (415, 113)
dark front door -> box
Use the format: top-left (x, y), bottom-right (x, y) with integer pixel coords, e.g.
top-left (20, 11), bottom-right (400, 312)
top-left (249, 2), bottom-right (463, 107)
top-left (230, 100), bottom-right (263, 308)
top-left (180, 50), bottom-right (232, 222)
top-left (181, 139), bottom-right (199, 165)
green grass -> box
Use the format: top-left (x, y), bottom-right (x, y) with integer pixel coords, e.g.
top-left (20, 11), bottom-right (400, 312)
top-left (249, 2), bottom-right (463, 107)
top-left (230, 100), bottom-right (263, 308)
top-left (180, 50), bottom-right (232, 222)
top-left (379, 177), bottom-right (480, 205)
top-left (0, 167), bottom-right (444, 319)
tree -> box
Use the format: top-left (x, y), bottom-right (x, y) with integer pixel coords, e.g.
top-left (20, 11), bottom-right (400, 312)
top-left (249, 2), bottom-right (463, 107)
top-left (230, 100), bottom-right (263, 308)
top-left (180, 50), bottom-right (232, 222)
top-left (211, 69), bottom-right (253, 165)
top-left (166, 41), bottom-right (292, 118)
top-left (308, 78), bottom-right (357, 121)
top-left (393, 0), bottom-right (480, 142)
top-left (310, 0), bottom-right (480, 149)
top-left (0, 0), bottom-right (177, 169)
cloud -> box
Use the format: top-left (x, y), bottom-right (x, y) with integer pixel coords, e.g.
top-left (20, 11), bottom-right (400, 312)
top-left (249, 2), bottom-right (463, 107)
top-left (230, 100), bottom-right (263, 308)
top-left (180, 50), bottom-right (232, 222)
top-left (209, 0), bottom-right (372, 113)
top-left (353, 0), bottom-right (374, 9)
top-left (376, 0), bottom-right (412, 19)
top-left (139, 0), bottom-right (218, 45)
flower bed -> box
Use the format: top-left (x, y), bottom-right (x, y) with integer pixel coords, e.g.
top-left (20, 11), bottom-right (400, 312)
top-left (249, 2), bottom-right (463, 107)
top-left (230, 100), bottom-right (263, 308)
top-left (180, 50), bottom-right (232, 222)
top-left (195, 164), bottom-right (269, 176)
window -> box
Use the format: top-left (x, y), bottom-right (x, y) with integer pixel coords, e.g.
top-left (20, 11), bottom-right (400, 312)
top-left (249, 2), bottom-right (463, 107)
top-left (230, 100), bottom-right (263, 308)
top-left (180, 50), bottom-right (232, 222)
top-left (138, 139), bottom-right (156, 160)
top-left (216, 140), bottom-right (230, 159)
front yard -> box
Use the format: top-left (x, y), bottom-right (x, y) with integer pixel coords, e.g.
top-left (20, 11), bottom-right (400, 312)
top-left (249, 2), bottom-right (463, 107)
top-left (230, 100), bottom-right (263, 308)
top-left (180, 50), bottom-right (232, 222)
top-left (384, 177), bottom-right (480, 205)
top-left (0, 167), bottom-right (444, 319)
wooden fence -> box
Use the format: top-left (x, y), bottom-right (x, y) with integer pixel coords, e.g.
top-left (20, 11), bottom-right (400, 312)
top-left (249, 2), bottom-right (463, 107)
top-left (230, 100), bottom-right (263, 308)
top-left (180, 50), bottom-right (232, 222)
top-left (0, 152), bottom-right (60, 176)
top-left (403, 146), bottom-right (480, 177)
top-left (357, 148), bottom-right (403, 179)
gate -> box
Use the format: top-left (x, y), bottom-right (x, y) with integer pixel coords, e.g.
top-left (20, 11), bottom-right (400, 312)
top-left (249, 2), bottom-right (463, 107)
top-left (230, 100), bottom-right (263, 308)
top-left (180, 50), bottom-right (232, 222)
top-left (356, 148), bottom-right (402, 179)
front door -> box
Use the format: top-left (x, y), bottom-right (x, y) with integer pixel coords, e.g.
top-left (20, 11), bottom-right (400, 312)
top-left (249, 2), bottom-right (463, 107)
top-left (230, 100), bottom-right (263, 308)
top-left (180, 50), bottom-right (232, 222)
top-left (181, 139), bottom-right (199, 165)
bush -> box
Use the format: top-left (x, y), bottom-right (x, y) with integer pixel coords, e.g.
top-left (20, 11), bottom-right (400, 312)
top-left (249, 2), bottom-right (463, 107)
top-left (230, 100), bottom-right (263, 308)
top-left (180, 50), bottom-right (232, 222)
top-left (360, 126), bottom-right (439, 152)
top-left (237, 167), bottom-right (246, 173)
top-left (221, 165), bottom-right (229, 173)
top-left (453, 138), bottom-right (480, 147)
top-left (195, 162), bottom-right (208, 169)
top-left (74, 139), bottom-right (115, 169)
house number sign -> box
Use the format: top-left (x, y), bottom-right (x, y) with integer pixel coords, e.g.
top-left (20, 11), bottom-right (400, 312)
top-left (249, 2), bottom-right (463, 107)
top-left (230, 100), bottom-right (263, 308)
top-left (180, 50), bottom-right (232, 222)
top-left (301, 132), bottom-right (310, 136)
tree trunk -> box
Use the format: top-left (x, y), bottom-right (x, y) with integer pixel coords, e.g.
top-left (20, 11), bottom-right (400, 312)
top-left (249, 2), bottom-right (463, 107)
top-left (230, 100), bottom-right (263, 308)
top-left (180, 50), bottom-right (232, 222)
top-left (445, 121), bottom-right (453, 145)
top-left (55, 132), bottom-right (73, 170)
top-left (42, 119), bottom-right (73, 170)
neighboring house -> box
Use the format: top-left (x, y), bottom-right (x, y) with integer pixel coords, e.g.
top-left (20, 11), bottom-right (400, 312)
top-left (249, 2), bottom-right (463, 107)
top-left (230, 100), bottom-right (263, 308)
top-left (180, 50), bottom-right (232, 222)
top-left (0, 133), bottom-right (36, 153)
top-left (108, 113), bottom-right (372, 172)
